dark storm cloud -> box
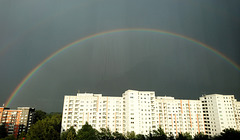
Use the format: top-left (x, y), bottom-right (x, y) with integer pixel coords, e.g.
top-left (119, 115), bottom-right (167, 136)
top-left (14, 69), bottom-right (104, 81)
top-left (0, 0), bottom-right (239, 112)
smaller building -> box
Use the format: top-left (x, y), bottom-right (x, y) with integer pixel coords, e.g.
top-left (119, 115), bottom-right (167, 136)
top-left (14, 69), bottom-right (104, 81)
top-left (199, 94), bottom-right (240, 136)
top-left (0, 106), bottom-right (35, 138)
top-left (235, 102), bottom-right (240, 130)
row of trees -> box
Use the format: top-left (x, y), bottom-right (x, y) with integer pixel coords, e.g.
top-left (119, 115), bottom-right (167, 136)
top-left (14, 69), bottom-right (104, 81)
top-left (1, 110), bottom-right (240, 140)
top-left (60, 123), bottom-right (240, 140)
top-left (61, 122), bottom-right (167, 140)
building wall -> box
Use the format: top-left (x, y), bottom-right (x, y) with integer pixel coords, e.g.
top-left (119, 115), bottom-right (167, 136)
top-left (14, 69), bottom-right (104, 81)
top-left (200, 94), bottom-right (238, 136)
top-left (235, 102), bottom-right (240, 130)
top-left (17, 107), bottom-right (35, 134)
top-left (0, 107), bottom-right (22, 137)
top-left (61, 90), bottom-right (240, 137)
top-left (0, 107), bottom-right (35, 138)
top-left (154, 97), bottom-right (204, 136)
top-left (61, 93), bottom-right (123, 133)
top-left (122, 90), bottom-right (156, 135)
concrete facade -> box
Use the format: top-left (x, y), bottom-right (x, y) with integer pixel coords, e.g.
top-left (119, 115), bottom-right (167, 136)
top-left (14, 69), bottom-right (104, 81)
top-left (0, 107), bottom-right (35, 137)
top-left (200, 94), bottom-right (240, 136)
top-left (61, 90), bottom-right (240, 137)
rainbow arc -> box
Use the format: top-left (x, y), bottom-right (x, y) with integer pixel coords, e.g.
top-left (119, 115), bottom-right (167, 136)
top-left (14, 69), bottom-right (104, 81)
top-left (5, 28), bottom-right (240, 107)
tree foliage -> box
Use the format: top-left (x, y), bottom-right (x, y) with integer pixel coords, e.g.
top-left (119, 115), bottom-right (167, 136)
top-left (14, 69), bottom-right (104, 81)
top-left (136, 134), bottom-right (145, 140)
top-left (212, 128), bottom-right (240, 140)
top-left (61, 126), bottom-right (77, 140)
top-left (98, 127), bottom-right (114, 140)
top-left (0, 135), bottom-right (15, 140)
top-left (194, 133), bottom-right (209, 140)
top-left (176, 132), bottom-right (192, 140)
top-left (126, 131), bottom-right (136, 140)
top-left (0, 125), bottom-right (7, 139)
top-left (152, 127), bottom-right (167, 140)
top-left (58, 125), bottom-right (240, 140)
top-left (113, 131), bottom-right (125, 140)
top-left (26, 113), bottom-right (61, 140)
top-left (33, 110), bottom-right (47, 124)
top-left (18, 131), bottom-right (26, 140)
top-left (76, 122), bottom-right (98, 140)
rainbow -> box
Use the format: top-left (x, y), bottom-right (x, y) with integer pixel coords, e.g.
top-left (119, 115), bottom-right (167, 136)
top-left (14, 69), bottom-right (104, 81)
top-left (5, 28), bottom-right (240, 107)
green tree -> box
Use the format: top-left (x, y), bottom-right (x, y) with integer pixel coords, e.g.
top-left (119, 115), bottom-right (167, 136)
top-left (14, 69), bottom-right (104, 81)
top-left (0, 124), bottom-right (7, 139)
top-left (147, 132), bottom-right (153, 140)
top-left (98, 128), bottom-right (114, 140)
top-left (152, 127), bottom-right (167, 140)
top-left (60, 131), bottom-right (67, 140)
top-left (66, 126), bottom-right (77, 140)
top-left (33, 110), bottom-right (47, 124)
top-left (26, 113), bottom-right (61, 140)
top-left (60, 126), bottom-right (76, 140)
top-left (212, 135), bottom-right (222, 140)
top-left (194, 133), bottom-right (209, 140)
top-left (18, 131), bottom-right (26, 140)
top-left (126, 131), bottom-right (136, 140)
top-left (135, 134), bottom-right (145, 140)
top-left (168, 134), bottom-right (175, 140)
top-left (1, 135), bottom-right (15, 140)
top-left (77, 122), bottom-right (98, 140)
top-left (176, 132), bottom-right (192, 140)
top-left (113, 131), bottom-right (125, 140)
top-left (218, 128), bottom-right (240, 140)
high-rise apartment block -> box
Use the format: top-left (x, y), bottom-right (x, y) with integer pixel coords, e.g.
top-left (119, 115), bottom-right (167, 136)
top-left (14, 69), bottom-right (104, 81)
top-left (61, 90), bottom-right (240, 137)
top-left (61, 93), bottom-right (123, 133)
top-left (200, 94), bottom-right (240, 136)
top-left (122, 90), bottom-right (204, 135)
top-left (0, 106), bottom-right (35, 138)
top-left (154, 96), bottom-right (204, 136)
top-left (235, 102), bottom-right (240, 130)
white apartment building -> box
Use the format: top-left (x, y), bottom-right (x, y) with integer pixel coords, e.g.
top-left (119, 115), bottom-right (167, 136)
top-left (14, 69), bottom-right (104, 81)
top-left (122, 90), bottom-right (156, 135)
top-left (199, 94), bottom-right (240, 136)
top-left (236, 102), bottom-right (240, 130)
top-left (154, 97), bottom-right (204, 136)
top-left (61, 93), bottom-right (123, 133)
top-left (122, 90), bottom-right (204, 136)
top-left (61, 90), bottom-right (240, 137)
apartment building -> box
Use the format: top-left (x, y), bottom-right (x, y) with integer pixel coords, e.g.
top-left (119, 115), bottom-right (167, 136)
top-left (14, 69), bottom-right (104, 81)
top-left (122, 90), bottom-right (156, 135)
top-left (17, 107), bottom-right (35, 134)
top-left (154, 96), bottom-right (204, 136)
top-left (199, 94), bottom-right (239, 136)
top-left (0, 106), bottom-right (35, 137)
top-left (61, 90), bottom-right (239, 137)
top-left (61, 93), bottom-right (123, 133)
top-left (236, 102), bottom-right (240, 130)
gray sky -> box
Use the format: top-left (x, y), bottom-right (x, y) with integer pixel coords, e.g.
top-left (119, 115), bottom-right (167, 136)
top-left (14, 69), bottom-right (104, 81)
top-left (0, 0), bottom-right (239, 112)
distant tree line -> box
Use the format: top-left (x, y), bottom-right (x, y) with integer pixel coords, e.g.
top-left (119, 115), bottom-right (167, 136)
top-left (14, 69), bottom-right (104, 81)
top-left (0, 110), bottom-right (240, 140)
top-left (59, 124), bottom-right (240, 140)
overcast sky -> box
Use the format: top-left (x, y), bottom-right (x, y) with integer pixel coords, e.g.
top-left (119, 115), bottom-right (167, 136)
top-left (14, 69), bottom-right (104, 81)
top-left (0, 0), bottom-right (239, 112)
